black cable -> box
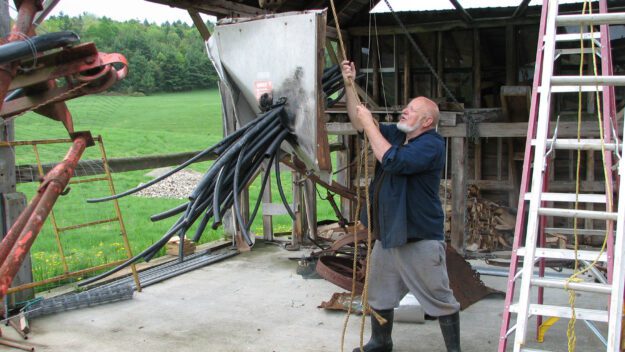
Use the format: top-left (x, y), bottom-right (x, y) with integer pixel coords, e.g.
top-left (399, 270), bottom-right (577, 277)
top-left (274, 150), bottom-right (296, 221)
top-left (211, 166), bottom-right (227, 228)
top-left (150, 202), bottom-right (188, 222)
top-left (246, 153), bottom-right (276, 231)
top-left (232, 142), bottom-right (253, 246)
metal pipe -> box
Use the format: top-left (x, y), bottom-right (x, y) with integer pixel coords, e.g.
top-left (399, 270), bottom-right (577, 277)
top-left (0, 0), bottom-right (41, 111)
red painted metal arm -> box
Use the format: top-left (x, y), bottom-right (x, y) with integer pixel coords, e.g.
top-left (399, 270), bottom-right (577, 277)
top-left (0, 134), bottom-right (90, 300)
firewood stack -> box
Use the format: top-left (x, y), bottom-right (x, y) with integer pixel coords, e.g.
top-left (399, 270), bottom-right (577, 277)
top-left (440, 182), bottom-right (516, 252)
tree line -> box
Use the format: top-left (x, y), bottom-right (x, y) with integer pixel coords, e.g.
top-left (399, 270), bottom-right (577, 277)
top-left (40, 13), bottom-right (219, 94)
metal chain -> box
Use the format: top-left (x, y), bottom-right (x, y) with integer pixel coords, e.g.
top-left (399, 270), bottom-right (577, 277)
top-left (382, 0), bottom-right (459, 104)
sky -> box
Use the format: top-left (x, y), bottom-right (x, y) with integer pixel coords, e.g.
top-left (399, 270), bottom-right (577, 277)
top-left (22, 0), bottom-right (585, 24)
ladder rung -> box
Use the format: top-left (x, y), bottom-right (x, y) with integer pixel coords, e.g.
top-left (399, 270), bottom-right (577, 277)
top-left (516, 247), bottom-right (608, 262)
top-left (554, 32), bottom-right (601, 42)
top-left (544, 227), bottom-right (608, 236)
top-left (531, 277), bottom-right (612, 294)
top-left (509, 303), bottom-right (608, 322)
top-left (535, 138), bottom-right (620, 152)
top-left (538, 207), bottom-right (617, 220)
top-left (557, 13), bottom-right (625, 26)
top-left (539, 85), bottom-right (603, 93)
top-left (524, 192), bottom-right (606, 203)
top-left (555, 47), bottom-right (601, 57)
top-left (552, 76), bottom-right (625, 87)
top-left (69, 177), bottom-right (109, 185)
top-left (57, 217), bottom-right (119, 232)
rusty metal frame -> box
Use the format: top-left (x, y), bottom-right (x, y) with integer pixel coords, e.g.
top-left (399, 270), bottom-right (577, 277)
top-left (1, 136), bottom-right (142, 295)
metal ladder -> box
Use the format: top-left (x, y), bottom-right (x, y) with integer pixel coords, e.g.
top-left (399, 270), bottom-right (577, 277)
top-left (498, 0), bottom-right (625, 351)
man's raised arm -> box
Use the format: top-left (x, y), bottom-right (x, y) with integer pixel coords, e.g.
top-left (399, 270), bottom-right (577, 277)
top-left (340, 60), bottom-right (364, 133)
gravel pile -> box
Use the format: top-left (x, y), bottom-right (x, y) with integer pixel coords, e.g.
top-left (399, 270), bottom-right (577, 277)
top-left (133, 168), bottom-right (204, 199)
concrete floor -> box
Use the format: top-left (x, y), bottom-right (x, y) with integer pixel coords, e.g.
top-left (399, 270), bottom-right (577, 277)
top-left (4, 241), bottom-right (609, 352)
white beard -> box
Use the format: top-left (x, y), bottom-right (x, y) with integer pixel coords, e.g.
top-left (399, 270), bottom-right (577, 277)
top-left (397, 121), bottom-right (419, 133)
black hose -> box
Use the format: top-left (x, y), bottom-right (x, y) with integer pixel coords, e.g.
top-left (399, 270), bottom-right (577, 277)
top-left (0, 31), bottom-right (80, 66)
top-left (191, 207), bottom-right (213, 243)
top-left (211, 166), bottom-right (227, 228)
top-left (150, 202), bottom-right (188, 222)
top-left (274, 150), bottom-right (296, 221)
top-left (77, 216), bottom-right (188, 287)
top-left (246, 153), bottom-right (276, 231)
top-left (232, 142), bottom-right (253, 246)
top-left (189, 107), bottom-right (284, 200)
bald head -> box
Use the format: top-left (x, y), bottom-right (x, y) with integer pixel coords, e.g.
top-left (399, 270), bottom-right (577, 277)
top-left (411, 96), bottom-right (440, 128)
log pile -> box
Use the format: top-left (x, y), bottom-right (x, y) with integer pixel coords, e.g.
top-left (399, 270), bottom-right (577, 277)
top-left (441, 182), bottom-right (517, 252)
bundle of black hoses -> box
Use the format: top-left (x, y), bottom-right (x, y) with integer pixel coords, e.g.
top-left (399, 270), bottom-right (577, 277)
top-left (79, 67), bottom-right (351, 286)
top-left (321, 64), bottom-right (363, 108)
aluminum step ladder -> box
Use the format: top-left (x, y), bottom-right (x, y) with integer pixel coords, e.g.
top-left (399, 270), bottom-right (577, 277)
top-left (498, 0), bottom-right (625, 351)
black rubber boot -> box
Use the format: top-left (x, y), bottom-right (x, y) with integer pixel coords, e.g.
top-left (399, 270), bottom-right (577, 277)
top-left (439, 311), bottom-right (461, 352)
top-left (352, 309), bottom-right (394, 352)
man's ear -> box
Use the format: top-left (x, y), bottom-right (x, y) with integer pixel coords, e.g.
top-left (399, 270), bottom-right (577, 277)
top-left (424, 116), bottom-right (434, 128)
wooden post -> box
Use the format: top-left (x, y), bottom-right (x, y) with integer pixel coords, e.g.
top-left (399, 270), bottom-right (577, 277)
top-left (393, 35), bottom-right (399, 107)
top-left (436, 31), bottom-right (444, 98)
top-left (473, 29), bottom-right (481, 108)
top-left (505, 25), bottom-right (517, 85)
top-left (0, 0), bottom-right (33, 305)
top-left (372, 38), bottom-right (380, 103)
top-left (291, 171), bottom-right (303, 250)
top-left (336, 135), bottom-right (352, 220)
top-left (474, 143), bottom-right (482, 181)
top-left (302, 179), bottom-right (317, 241)
top-left (262, 162), bottom-right (273, 241)
top-left (451, 138), bottom-right (466, 254)
top-left (403, 36), bottom-right (411, 105)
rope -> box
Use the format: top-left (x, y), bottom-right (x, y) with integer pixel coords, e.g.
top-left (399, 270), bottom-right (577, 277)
top-left (565, 2), bottom-right (613, 350)
top-left (330, 0), bottom-right (385, 350)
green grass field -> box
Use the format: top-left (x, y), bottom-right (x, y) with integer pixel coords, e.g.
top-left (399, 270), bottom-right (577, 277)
top-left (13, 89), bottom-right (336, 290)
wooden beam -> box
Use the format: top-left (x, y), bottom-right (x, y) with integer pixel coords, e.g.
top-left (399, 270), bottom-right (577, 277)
top-left (15, 151), bottom-right (217, 183)
top-left (436, 31), bottom-right (444, 98)
top-left (449, 0), bottom-right (474, 23)
top-left (371, 38), bottom-right (380, 102)
top-left (402, 36), bottom-right (411, 105)
top-left (146, 0), bottom-right (261, 18)
top-left (326, 26), bottom-right (350, 42)
top-left (348, 16), bottom-right (539, 36)
top-left (451, 137), bottom-right (466, 254)
top-left (473, 28), bottom-right (481, 108)
top-left (326, 40), bottom-right (340, 65)
top-left (326, 121), bottom-right (612, 138)
top-left (505, 25), bottom-right (517, 85)
top-left (512, 0), bottom-right (532, 18)
top-left (188, 9), bottom-right (211, 41)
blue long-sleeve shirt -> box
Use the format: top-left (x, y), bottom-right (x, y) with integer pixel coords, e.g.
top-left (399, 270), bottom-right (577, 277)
top-left (360, 124), bottom-right (446, 248)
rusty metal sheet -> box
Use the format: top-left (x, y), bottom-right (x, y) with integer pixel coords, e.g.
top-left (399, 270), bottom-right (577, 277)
top-left (315, 239), bottom-right (502, 310)
top-left (446, 246), bottom-right (503, 310)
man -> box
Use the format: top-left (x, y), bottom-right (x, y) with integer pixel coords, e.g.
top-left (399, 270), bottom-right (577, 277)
top-left (341, 60), bottom-right (461, 352)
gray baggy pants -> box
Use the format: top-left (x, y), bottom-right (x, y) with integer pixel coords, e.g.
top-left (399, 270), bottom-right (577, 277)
top-left (367, 239), bottom-right (460, 317)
